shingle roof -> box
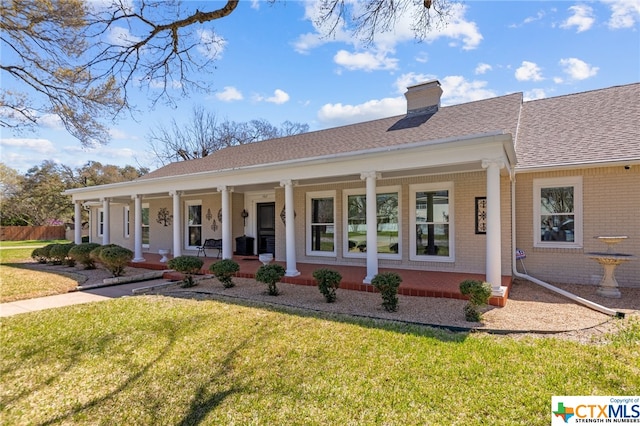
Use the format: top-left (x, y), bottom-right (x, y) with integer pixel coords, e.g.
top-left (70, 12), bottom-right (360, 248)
top-left (140, 92), bottom-right (523, 180)
top-left (515, 83), bottom-right (640, 169)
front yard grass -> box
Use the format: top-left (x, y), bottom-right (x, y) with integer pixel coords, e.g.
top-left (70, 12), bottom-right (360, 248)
top-left (0, 244), bottom-right (80, 303)
top-left (1, 296), bottom-right (638, 425)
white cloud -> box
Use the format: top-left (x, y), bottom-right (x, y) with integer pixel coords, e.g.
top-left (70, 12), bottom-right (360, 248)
top-left (256, 89), bottom-right (290, 105)
top-left (394, 72), bottom-right (437, 94)
top-left (0, 138), bottom-right (55, 154)
top-left (216, 86), bottom-right (244, 102)
top-left (197, 29), bottom-right (226, 60)
top-left (560, 5), bottom-right (595, 32)
top-left (523, 88), bottom-right (548, 101)
top-left (475, 63), bottom-right (492, 75)
top-left (317, 97), bottom-right (405, 128)
top-left (37, 113), bottom-right (64, 130)
top-left (603, 0), bottom-right (640, 29)
top-left (107, 26), bottom-right (142, 47)
top-left (559, 57), bottom-right (599, 80)
top-left (515, 61), bottom-right (544, 81)
top-left (439, 76), bottom-right (496, 105)
top-left (333, 50), bottom-right (398, 71)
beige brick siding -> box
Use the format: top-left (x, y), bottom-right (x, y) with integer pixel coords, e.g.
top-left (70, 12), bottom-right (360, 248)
top-left (515, 166), bottom-right (639, 286)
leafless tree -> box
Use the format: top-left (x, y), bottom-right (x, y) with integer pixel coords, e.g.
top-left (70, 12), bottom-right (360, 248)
top-left (147, 106), bottom-right (309, 165)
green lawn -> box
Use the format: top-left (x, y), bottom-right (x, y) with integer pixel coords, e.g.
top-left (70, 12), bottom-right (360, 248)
top-left (1, 296), bottom-right (638, 425)
top-left (0, 242), bottom-right (80, 302)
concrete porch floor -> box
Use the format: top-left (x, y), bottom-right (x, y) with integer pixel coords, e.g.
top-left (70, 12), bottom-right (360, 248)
top-left (132, 253), bottom-right (512, 307)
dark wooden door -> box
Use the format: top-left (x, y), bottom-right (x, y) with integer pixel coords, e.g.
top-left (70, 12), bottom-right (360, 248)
top-left (257, 202), bottom-right (275, 254)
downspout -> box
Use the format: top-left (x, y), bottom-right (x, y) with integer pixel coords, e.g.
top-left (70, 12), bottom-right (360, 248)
top-left (510, 176), bottom-right (624, 318)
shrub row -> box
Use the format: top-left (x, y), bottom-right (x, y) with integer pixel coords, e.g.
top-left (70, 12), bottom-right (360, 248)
top-left (31, 242), bottom-right (133, 277)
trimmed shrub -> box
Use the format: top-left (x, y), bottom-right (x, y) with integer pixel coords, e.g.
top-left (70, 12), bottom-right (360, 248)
top-left (209, 259), bottom-right (240, 288)
top-left (69, 243), bottom-right (102, 269)
top-left (313, 268), bottom-right (342, 303)
top-left (167, 256), bottom-right (204, 288)
top-left (90, 244), bottom-right (118, 265)
top-left (459, 279), bottom-right (492, 322)
top-left (39, 243), bottom-right (57, 263)
top-left (31, 247), bottom-right (48, 264)
top-left (98, 245), bottom-right (133, 277)
top-left (256, 263), bottom-right (286, 296)
top-left (372, 272), bottom-right (403, 312)
top-left (50, 243), bottom-right (76, 267)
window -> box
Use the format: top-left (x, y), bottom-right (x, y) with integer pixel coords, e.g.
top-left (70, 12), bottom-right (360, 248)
top-left (410, 183), bottom-right (454, 262)
top-left (306, 191), bottom-right (335, 256)
top-left (124, 206), bottom-right (130, 238)
top-left (186, 201), bottom-right (202, 248)
top-left (97, 208), bottom-right (104, 237)
top-left (142, 204), bottom-right (150, 247)
top-left (343, 187), bottom-right (400, 259)
top-left (534, 177), bottom-right (582, 248)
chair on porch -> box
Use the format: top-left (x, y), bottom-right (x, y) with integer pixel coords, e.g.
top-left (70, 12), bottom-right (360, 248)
top-left (196, 238), bottom-right (222, 258)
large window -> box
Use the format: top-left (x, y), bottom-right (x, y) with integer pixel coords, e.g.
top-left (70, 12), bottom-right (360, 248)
top-left (186, 201), bottom-right (202, 248)
top-left (534, 177), bottom-right (582, 248)
top-left (343, 187), bottom-right (400, 258)
top-left (142, 204), bottom-right (150, 247)
top-left (410, 183), bottom-right (454, 262)
top-left (306, 191), bottom-right (336, 256)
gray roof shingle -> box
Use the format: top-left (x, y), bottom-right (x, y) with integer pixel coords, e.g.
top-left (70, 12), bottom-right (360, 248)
top-left (515, 83), bottom-right (640, 169)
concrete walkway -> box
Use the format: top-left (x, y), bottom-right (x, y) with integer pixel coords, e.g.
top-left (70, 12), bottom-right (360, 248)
top-left (0, 279), bottom-right (169, 318)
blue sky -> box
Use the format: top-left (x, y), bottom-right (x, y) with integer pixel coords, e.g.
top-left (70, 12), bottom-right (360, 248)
top-left (1, 0), bottom-right (639, 173)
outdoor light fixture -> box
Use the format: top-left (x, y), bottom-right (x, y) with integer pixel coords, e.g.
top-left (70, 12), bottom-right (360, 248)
top-left (241, 209), bottom-right (249, 226)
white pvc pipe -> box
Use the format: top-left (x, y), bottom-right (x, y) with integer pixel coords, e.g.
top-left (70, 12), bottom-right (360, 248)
top-left (510, 176), bottom-right (623, 318)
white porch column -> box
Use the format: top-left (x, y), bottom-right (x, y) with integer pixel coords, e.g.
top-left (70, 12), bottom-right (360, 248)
top-left (361, 171), bottom-right (380, 283)
top-left (170, 191), bottom-right (182, 258)
top-left (280, 180), bottom-right (300, 277)
top-left (101, 198), bottom-right (110, 245)
top-left (217, 186), bottom-right (233, 260)
top-left (132, 195), bottom-right (145, 262)
top-left (482, 159), bottom-right (506, 296)
top-left (74, 201), bottom-right (82, 244)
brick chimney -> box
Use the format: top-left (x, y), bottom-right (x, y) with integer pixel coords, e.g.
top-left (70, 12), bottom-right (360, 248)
top-left (404, 80), bottom-right (442, 116)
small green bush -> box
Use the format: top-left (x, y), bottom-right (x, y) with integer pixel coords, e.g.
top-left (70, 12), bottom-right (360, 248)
top-left (459, 279), bottom-right (492, 322)
top-left (50, 243), bottom-right (76, 267)
top-left (98, 246), bottom-right (133, 277)
top-left (372, 272), bottom-right (403, 312)
top-left (168, 256), bottom-right (204, 288)
top-left (255, 263), bottom-right (286, 296)
top-left (69, 243), bottom-right (102, 269)
top-left (38, 243), bottom-right (56, 263)
top-left (209, 259), bottom-right (240, 288)
top-left (90, 244), bottom-right (119, 265)
top-left (31, 247), bottom-right (48, 264)
top-left (313, 268), bottom-right (342, 303)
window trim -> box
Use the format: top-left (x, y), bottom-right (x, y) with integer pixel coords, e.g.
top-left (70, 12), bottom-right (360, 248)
top-left (342, 185), bottom-right (402, 260)
top-left (124, 206), bottom-right (130, 239)
top-left (306, 190), bottom-right (337, 257)
top-left (97, 208), bottom-right (104, 237)
top-left (184, 200), bottom-right (203, 250)
top-left (409, 182), bottom-right (455, 262)
top-left (533, 176), bottom-right (583, 249)
top-left (142, 203), bottom-right (150, 248)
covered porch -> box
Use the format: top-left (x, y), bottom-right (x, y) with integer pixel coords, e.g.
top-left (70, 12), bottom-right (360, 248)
top-left (132, 253), bottom-right (512, 307)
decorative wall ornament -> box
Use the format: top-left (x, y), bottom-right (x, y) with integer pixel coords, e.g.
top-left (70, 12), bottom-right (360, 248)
top-left (156, 207), bottom-right (173, 227)
top-left (217, 208), bottom-right (223, 222)
top-left (280, 205), bottom-right (297, 225)
top-left (211, 219), bottom-right (218, 232)
top-left (206, 208), bottom-right (213, 221)
top-left (475, 197), bottom-right (487, 234)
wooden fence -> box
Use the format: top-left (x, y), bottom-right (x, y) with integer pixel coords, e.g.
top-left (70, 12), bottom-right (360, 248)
top-left (0, 226), bottom-right (66, 241)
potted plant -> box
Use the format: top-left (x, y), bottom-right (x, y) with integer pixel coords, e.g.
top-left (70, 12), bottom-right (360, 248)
top-left (209, 259), bottom-right (240, 288)
top-left (371, 272), bottom-right (403, 312)
top-left (255, 263), bottom-right (286, 296)
top-left (313, 268), bottom-right (342, 303)
top-left (167, 255), bottom-right (204, 288)
top-left (459, 279), bottom-right (492, 322)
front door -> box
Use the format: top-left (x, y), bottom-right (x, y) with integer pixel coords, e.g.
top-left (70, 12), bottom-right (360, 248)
top-left (257, 202), bottom-right (275, 254)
